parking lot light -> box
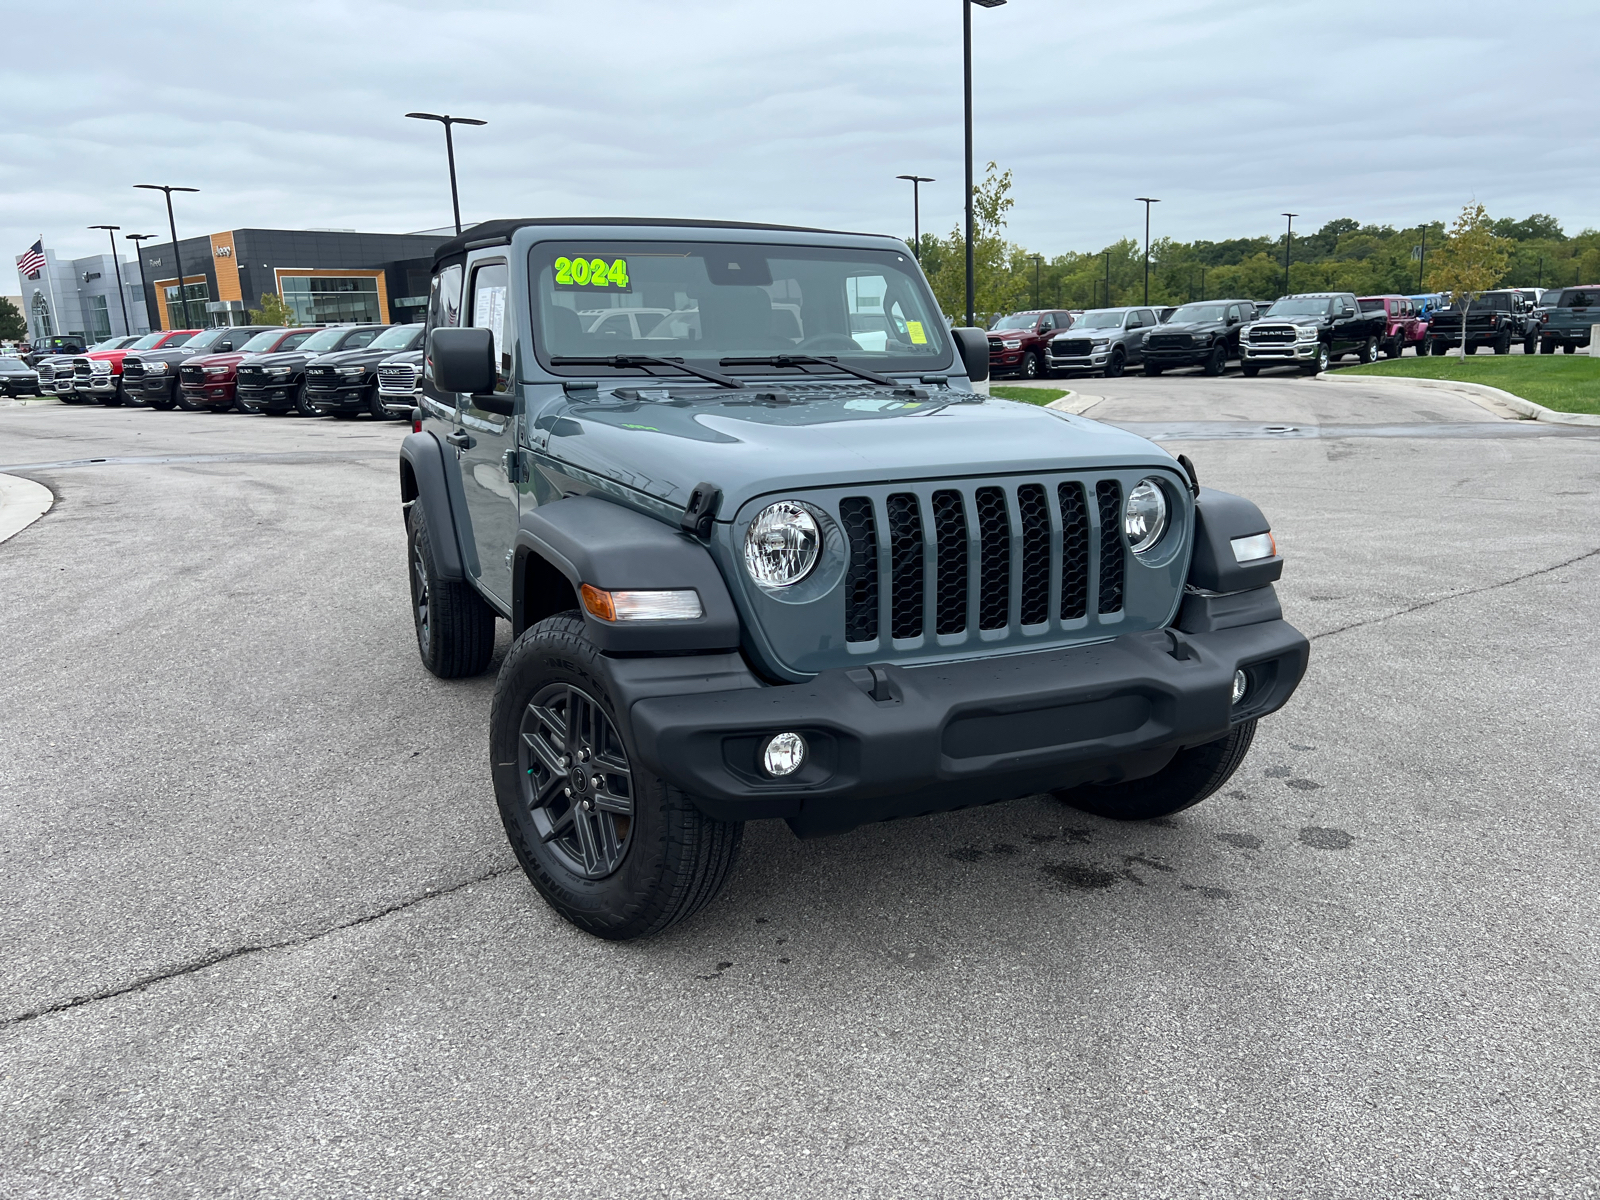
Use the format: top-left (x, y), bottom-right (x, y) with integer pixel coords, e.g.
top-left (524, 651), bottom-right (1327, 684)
top-left (134, 186), bottom-right (200, 329)
top-left (964, 0), bottom-right (1007, 328)
top-left (405, 112), bottom-right (487, 236)
top-left (1136, 198), bottom-right (1159, 306)
top-left (896, 175), bottom-right (935, 259)
top-left (88, 225), bottom-right (129, 336)
top-left (1281, 213), bottom-right (1298, 296)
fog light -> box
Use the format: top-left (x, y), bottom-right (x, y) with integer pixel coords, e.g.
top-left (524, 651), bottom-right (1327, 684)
top-left (1232, 670), bottom-right (1249, 705)
top-left (761, 732), bottom-right (807, 777)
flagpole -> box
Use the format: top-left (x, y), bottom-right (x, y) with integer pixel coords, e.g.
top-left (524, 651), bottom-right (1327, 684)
top-left (40, 237), bottom-right (66, 343)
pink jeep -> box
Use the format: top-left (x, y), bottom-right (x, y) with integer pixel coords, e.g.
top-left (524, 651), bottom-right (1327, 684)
top-left (1357, 296), bottom-right (1426, 358)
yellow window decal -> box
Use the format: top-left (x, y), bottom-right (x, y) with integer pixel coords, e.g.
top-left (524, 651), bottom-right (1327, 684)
top-left (906, 320), bottom-right (928, 345)
top-left (553, 256), bottom-right (631, 291)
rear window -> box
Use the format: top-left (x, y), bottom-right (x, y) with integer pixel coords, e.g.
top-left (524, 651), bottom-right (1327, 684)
top-left (1358, 299), bottom-right (1386, 313)
top-left (1561, 289), bottom-right (1600, 308)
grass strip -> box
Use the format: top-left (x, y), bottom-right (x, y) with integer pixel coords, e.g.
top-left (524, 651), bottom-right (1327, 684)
top-left (1335, 356), bottom-right (1600, 415)
top-left (991, 386), bottom-right (1068, 406)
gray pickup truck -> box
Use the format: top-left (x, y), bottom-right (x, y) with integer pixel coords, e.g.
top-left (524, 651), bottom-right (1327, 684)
top-left (1534, 285), bottom-right (1600, 354)
top-left (399, 218), bottom-right (1309, 940)
top-left (1044, 307), bottom-right (1160, 377)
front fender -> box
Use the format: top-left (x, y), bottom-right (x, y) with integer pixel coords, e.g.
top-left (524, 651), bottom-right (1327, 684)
top-left (399, 431), bottom-right (464, 580)
top-left (514, 495), bottom-right (741, 652)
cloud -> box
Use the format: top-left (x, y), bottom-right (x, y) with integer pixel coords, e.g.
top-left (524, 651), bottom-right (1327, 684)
top-left (4, 0), bottom-right (1596, 264)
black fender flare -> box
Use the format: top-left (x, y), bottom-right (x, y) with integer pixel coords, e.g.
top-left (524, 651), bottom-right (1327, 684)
top-left (399, 431), bottom-right (465, 580)
top-left (513, 496), bottom-right (741, 652)
top-left (1187, 488), bottom-right (1283, 594)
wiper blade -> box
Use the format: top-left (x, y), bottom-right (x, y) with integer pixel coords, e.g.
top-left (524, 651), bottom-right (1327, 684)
top-left (718, 354), bottom-right (897, 387)
top-left (549, 355), bottom-right (744, 389)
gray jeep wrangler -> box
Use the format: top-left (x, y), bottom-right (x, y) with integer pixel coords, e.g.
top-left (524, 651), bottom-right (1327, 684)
top-left (400, 218), bottom-right (1309, 940)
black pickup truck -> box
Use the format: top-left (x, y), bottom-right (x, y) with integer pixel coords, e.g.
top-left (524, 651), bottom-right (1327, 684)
top-left (1423, 290), bottom-right (1534, 356)
top-left (1534, 285), bottom-right (1599, 354)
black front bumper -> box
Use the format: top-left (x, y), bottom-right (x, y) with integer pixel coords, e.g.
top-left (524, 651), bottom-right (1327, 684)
top-left (1144, 347), bottom-right (1215, 367)
top-left (306, 384), bottom-right (367, 412)
top-left (239, 383), bottom-right (296, 410)
top-left (618, 613), bottom-right (1309, 837)
top-left (141, 376), bottom-right (176, 400)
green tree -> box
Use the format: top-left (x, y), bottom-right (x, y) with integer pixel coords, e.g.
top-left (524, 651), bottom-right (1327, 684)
top-left (925, 162), bottom-right (1030, 326)
top-left (1426, 203), bottom-right (1513, 356)
top-left (0, 296), bottom-right (25, 341)
top-left (247, 292), bottom-right (297, 326)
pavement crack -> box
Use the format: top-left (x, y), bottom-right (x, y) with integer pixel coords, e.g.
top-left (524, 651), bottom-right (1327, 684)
top-left (1310, 545), bottom-right (1600, 642)
top-left (1, 866), bottom-right (518, 1029)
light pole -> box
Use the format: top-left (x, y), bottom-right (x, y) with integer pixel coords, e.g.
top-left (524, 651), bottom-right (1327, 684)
top-left (405, 112), bottom-right (487, 236)
top-left (1135, 198), bottom-right (1159, 306)
top-left (1029, 253), bottom-right (1042, 308)
top-left (1103, 251), bottom-right (1111, 309)
top-left (134, 184), bottom-right (199, 328)
top-left (896, 175), bottom-right (934, 259)
top-left (88, 224), bottom-right (129, 336)
top-left (126, 234), bottom-right (156, 333)
top-left (1418, 224), bottom-right (1428, 291)
top-left (1281, 213), bottom-right (1298, 297)
top-left (1200, 266), bottom-right (1207, 301)
top-left (964, 0), bottom-right (1006, 327)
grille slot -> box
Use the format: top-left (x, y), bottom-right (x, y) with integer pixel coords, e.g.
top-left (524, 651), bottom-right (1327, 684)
top-left (1096, 480), bottom-right (1125, 615)
top-left (180, 364), bottom-right (205, 385)
top-left (122, 360), bottom-right (146, 383)
top-left (1057, 482), bottom-right (1090, 620)
top-left (840, 497), bottom-right (878, 643)
top-left (975, 486), bottom-right (1011, 630)
top-left (1016, 484), bottom-right (1051, 626)
top-left (886, 493), bottom-right (924, 640)
top-left (931, 490), bottom-right (968, 635)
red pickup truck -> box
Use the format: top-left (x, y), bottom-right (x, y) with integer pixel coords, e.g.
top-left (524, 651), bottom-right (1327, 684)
top-left (74, 329), bottom-right (198, 405)
top-left (1357, 296), bottom-right (1426, 358)
top-left (987, 309), bottom-right (1077, 379)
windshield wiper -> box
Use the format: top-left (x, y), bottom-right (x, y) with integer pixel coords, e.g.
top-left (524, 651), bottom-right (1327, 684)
top-left (719, 354), bottom-right (897, 387)
top-left (549, 355), bottom-right (744, 389)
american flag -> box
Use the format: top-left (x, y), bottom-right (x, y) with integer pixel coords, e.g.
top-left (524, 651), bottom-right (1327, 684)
top-left (16, 240), bottom-right (45, 279)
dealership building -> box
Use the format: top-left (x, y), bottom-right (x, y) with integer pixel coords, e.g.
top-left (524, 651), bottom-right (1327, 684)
top-left (17, 226), bottom-right (456, 341)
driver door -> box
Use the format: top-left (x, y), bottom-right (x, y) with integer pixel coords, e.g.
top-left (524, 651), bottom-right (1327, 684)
top-left (454, 255), bottom-right (520, 607)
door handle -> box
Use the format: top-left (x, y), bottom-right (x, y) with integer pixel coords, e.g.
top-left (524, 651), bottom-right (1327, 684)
top-left (445, 430), bottom-right (474, 449)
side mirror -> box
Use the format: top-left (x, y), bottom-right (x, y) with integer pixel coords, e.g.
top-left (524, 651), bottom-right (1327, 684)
top-left (429, 327), bottom-right (496, 396)
top-left (951, 327), bottom-right (989, 382)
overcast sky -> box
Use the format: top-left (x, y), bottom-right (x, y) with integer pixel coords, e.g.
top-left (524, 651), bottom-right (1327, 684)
top-left (6, 0), bottom-right (1597, 266)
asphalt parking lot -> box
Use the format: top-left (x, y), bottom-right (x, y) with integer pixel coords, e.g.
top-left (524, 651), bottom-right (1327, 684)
top-left (3, 376), bottom-right (1598, 1199)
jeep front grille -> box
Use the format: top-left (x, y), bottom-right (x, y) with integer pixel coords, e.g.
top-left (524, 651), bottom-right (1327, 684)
top-left (838, 477), bottom-right (1120, 645)
top-left (378, 362), bottom-right (417, 394)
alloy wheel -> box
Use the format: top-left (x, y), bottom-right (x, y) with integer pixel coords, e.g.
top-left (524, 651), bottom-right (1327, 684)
top-left (518, 683), bottom-right (635, 880)
top-left (411, 540), bottom-right (430, 652)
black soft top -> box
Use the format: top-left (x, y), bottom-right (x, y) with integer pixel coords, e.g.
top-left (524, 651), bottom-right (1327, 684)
top-left (431, 216), bottom-right (876, 268)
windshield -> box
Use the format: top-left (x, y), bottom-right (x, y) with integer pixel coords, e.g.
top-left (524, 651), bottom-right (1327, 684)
top-left (129, 333), bottom-right (166, 349)
top-left (298, 327), bottom-right (359, 352)
top-left (1068, 310), bottom-right (1126, 330)
top-left (240, 330), bottom-right (287, 351)
top-left (0, 359), bottom-right (27, 372)
top-left (1265, 297), bottom-right (1333, 317)
top-left (990, 313), bottom-right (1039, 331)
top-left (369, 325), bottom-right (420, 350)
top-left (184, 329), bottom-right (228, 352)
top-left (531, 241), bottom-right (950, 376)
top-left (1169, 304), bottom-right (1227, 324)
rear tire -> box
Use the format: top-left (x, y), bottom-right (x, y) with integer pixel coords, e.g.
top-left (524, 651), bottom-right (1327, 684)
top-left (1464, 343), bottom-right (1477, 355)
top-left (1053, 719), bottom-right (1256, 821)
top-left (491, 613), bottom-right (743, 940)
top-left (408, 502), bottom-right (495, 679)
top-left (1494, 333), bottom-right (1511, 355)
top-left (1562, 342), bottom-right (1576, 354)
top-left (1359, 336), bottom-right (1380, 364)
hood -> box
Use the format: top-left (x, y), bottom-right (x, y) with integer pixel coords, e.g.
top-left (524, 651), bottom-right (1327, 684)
top-left (1152, 320), bottom-right (1224, 335)
top-left (307, 344), bottom-right (414, 369)
top-left (1250, 313), bottom-right (1325, 327)
top-left (532, 381), bottom-right (1175, 514)
top-left (248, 350), bottom-right (321, 369)
top-left (135, 342), bottom-right (212, 365)
top-left (186, 351), bottom-right (249, 368)
top-left (380, 349), bottom-right (425, 366)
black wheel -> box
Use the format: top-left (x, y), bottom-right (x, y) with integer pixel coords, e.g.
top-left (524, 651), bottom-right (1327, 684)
top-left (1524, 335), bottom-right (1538, 354)
top-left (1360, 336), bottom-right (1379, 364)
top-left (1494, 333), bottom-right (1511, 355)
top-left (407, 502), bottom-right (495, 679)
top-left (1103, 348), bottom-right (1125, 378)
top-left (1562, 342), bottom-right (1576, 354)
top-left (1142, 361), bottom-right (1163, 376)
top-left (1383, 335), bottom-right (1403, 359)
top-left (491, 613), bottom-right (744, 940)
top-left (1303, 343), bottom-right (1330, 374)
top-left (1202, 344), bottom-right (1227, 376)
top-left (1021, 352), bottom-right (1041, 380)
top-left (367, 384), bottom-right (390, 420)
top-left (294, 384), bottom-right (321, 417)
top-left (1053, 720), bottom-right (1256, 821)
top-left (1463, 343), bottom-right (1477, 355)
top-left (174, 387), bottom-right (205, 412)
top-left (233, 391), bottom-right (258, 414)
top-left (1240, 362), bottom-right (1260, 377)
top-left (146, 393), bottom-right (176, 411)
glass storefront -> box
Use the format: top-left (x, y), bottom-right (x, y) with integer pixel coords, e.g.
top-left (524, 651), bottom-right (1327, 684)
top-left (88, 295), bottom-right (112, 340)
top-left (280, 275), bottom-right (382, 325)
top-left (164, 282), bottom-right (210, 330)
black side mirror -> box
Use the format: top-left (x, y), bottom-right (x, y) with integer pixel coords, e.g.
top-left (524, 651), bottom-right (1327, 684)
top-left (951, 327), bottom-right (989, 382)
top-left (429, 327), bottom-right (496, 395)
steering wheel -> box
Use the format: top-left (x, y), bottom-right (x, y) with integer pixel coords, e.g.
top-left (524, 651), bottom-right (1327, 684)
top-left (794, 333), bottom-right (861, 354)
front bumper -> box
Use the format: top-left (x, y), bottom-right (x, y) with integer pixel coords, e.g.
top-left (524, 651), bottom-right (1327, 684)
top-left (238, 382), bottom-right (296, 409)
top-left (141, 375), bottom-right (176, 399)
top-left (79, 375), bottom-right (119, 395)
top-left (378, 387), bottom-right (423, 416)
top-left (306, 383), bottom-right (368, 412)
top-left (1241, 342), bottom-right (1318, 361)
top-left (181, 381), bottom-right (237, 406)
top-left (1047, 351), bottom-right (1110, 372)
top-left (620, 616), bottom-right (1309, 836)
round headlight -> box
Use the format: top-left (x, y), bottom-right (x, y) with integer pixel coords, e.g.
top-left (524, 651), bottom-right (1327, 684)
top-left (744, 501), bottom-right (820, 588)
top-left (1124, 479), bottom-right (1169, 554)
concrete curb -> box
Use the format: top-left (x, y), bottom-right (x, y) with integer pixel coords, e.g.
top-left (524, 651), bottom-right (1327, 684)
top-left (1045, 392), bottom-right (1106, 416)
top-left (0, 473), bottom-right (53, 544)
top-left (1319, 371), bottom-right (1600, 427)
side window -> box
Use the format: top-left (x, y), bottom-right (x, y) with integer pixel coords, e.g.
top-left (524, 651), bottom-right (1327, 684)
top-left (1123, 311), bottom-right (1140, 329)
top-left (346, 329), bottom-right (379, 349)
top-left (1136, 309), bottom-right (1156, 327)
top-left (282, 331), bottom-right (312, 351)
top-left (470, 261), bottom-right (510, 391)
top-left (1227, 304), bottom-right (1241, 323)
top-left (1037, 314), bottom-right (1054, 333)
top-left (427, 263), bottom-right (464, 334)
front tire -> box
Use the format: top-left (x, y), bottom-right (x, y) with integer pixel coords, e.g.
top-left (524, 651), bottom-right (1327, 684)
top-left (491, 614), bottom-right (743, 940)
top-left (408, 502), bottom-right (495, 679)
top-left (1360, 336), bottom-right (1380, 364)
top-left (1303, 343), bottom-right (1330, 374)
top-left (294, 384), bottom-right (321, 418)
top-left (1021, 352), bottom-right (1041, 380)
top-left (1240, 362), bottom-right (1260, 377)
top-left (367, 384), bottom-right (390, 420)
top-left (1053, 719), bottom-right (1256, 821)
top-left (1103, 348), bottom-right (1125, 378)
top-left (1142, 362), bottom-right (1164, 376)
top-left (1202, 345), bottom-right (1227, 376)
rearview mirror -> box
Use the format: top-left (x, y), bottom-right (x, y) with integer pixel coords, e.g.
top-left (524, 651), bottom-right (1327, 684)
top-left (951, 327), bottom-right (989, 382)
top-left (429, 327), bottom-right (496, 396)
